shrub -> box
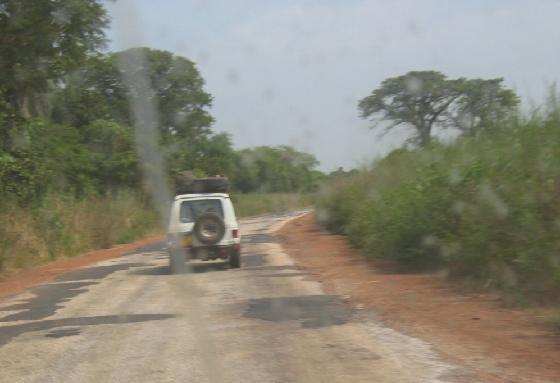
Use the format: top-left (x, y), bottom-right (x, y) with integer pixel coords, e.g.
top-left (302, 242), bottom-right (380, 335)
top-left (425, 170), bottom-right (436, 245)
top-left (318, 113), bottom-right (560, 303)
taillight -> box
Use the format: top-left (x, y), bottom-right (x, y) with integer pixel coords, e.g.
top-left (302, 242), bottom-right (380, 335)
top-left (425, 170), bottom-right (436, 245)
top-left (232, 229), bottom-right (239, 238)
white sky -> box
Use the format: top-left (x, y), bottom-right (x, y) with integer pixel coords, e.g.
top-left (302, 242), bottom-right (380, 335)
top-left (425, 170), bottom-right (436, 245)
top-left (106, 0), bottom-right (560, 170)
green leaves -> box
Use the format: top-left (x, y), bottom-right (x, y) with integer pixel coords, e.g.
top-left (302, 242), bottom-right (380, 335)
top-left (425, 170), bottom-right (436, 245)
top-left (319, 111), bottom-right (560, 301)
top-left (358, 71), bottom-right (519, 146)
top-left (0, 0), bottom-right (108, 117)
top-left (51, 47), bottom-right (222, 183)
top-left (0, 3), bottom-right (323, 203)
top-left (112, 48), bottom-right (214, 141)
top-left (452, 78), bottom-right (519, 135)
top-left (232, 146), bottom-right (320, 193)
top-left (81, 120), bottom-right (139, 192)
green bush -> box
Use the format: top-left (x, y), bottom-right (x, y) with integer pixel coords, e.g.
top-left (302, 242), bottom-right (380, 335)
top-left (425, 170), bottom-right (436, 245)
top-left (318, 114), bottom-right (560, 303)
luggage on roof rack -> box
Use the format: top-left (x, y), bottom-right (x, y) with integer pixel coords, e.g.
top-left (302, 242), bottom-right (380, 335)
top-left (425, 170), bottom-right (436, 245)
top-left (175, 171), bottom-right (230, 194)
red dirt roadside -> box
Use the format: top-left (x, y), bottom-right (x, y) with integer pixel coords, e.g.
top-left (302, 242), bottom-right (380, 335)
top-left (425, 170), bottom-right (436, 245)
top-left (0, 234), bottom-right (164, 300)
top-left (278, 213), bottom-right (560, 383)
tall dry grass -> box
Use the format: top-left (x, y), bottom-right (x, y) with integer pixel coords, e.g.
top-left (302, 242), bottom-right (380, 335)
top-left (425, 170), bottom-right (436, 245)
top-left (0, 191), bottom-right (159, 273)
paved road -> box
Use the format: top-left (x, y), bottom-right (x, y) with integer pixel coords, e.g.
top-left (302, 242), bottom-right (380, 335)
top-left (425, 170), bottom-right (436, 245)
top-left (0, 213), bottom-right (466, 383)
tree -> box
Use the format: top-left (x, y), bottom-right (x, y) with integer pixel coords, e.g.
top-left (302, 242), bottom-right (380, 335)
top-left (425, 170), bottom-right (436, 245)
top-left (116, 48), bottom-right (219, 178)
top-left (0, 0), bottom-right (108, 117)
top-left (52, 47), bottom-right (224, 179)
top-left (0, 2), bottom-right (238, 201)
top-left (358, 71), bottom-right (461, 146)
top-left (197, 133), bottom-right (236, 177)
top-left (53, 49), bottom-right (216, 151)
top-left (232, 146), bottom-right (321, 193)
top-left (358, 71), bottom-right (518, 146)
top-left (166, 132), bottom-right (236, 178)
top-left (53, 48), bottom-right (214, 137)
top-left (0, 118), bottom-right (96, 200)
top-left (81, 120), bottom-right (139, 193)
top-left (451, 78), bottom-right (519, 135)
top-left (113, 48), bottom-right (214, 142)
top-left (51, 55), bottom-right (127, 128)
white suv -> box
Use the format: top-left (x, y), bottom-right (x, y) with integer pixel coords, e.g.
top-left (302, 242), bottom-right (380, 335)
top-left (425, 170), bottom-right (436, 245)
top-left (167, 193), bottom-right (241, 273)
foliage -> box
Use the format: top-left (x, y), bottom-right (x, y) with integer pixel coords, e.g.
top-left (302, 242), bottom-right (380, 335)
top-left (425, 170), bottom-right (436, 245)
top-left (0, 0), bottom-right (108, 118)
top-left (232, 193), bottom-right (314, 218)
top-left (81, 120), bottom-right (140, 192)
top-left (453, 78), bottom-right (519, 135)
top-left (0, 0), bottom-right (321, 200)
top-left (232, 146), bottom-right (321, 193)
top-left (0, 118), bottom-right (94, 200)
top-left (51, 47), bottom-right (224, 178)
top-left (318, 110), bottom-right (560, 304)
top-left (50, 54), bottom-right (127, 128)
top-left (358, 71), bottom-right (519, 146)
top-left (52, 48), bottom-right (214, 139)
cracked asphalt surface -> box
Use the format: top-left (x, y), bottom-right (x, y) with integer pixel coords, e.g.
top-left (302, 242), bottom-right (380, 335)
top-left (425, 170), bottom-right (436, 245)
top-left (0, 213), bottom-right (467, 382)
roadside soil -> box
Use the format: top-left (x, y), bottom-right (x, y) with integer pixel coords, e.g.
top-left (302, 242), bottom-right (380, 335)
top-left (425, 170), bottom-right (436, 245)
top-left (0, 234), bottom-right (164, 300)
top-left (278, 213), bottom-right (560, 383)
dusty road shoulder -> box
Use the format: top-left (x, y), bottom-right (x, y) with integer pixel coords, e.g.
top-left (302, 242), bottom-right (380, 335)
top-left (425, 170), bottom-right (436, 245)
top-left (277, 213), bottom-right (560, 383)
top-left (0, 235), bottom-right (165, 300)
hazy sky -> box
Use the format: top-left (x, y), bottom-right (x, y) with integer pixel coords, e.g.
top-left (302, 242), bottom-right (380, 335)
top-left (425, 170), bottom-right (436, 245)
top-left (106, 0), bottom-right (560, 170)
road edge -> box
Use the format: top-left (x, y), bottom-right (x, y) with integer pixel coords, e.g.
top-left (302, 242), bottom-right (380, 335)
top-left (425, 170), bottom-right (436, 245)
top-left (0, 234), bottom-right (165, 300)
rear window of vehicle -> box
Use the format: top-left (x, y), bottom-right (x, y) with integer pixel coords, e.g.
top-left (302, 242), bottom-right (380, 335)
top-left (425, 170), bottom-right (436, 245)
top-left (179, 199), bottom-right (224, 223)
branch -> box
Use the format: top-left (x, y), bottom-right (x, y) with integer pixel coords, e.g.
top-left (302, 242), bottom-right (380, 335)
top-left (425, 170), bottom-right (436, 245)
top-left (427, 94), bottom-right (461, 128)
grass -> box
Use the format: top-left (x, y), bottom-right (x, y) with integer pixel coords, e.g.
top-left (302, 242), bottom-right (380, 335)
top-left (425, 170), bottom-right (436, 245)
top-left (317, 112), bottom-right (560, 305)
top-left (231, 193), bottom-right (314, 218)
top-left (0, 191), bottom-right (159, 274)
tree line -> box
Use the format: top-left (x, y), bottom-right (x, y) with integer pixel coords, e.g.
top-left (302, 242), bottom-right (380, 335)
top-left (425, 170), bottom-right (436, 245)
top-left (0, 0), bottom-right (321, 203)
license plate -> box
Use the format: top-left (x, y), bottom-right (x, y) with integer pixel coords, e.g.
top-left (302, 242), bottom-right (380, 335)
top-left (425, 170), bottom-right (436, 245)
top-left (182, 234), bottom-right (193, 246)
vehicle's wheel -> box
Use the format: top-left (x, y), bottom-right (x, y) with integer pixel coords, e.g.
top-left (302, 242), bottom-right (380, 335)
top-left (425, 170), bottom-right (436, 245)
top-left (193, 213), bottom-right (226, 245)
top-left (229, 251), bottom-right (241, 269)
top-left (169, 248), bottom-right (186, 274)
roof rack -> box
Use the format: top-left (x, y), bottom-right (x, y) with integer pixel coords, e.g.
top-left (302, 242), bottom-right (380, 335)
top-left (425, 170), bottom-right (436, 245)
top-left (175, 171), bottom-right (230, 194)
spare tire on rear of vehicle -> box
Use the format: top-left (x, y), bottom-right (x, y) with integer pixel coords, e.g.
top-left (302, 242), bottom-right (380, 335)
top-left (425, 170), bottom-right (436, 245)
top-left (193, 213), bottom-right (226, 245)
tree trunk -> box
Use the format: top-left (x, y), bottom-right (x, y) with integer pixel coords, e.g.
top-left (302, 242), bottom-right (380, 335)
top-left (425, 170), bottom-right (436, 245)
top-left (19, 94), bottom-right (31, 118)
top-left (418, 125), bottom-right (431, 147)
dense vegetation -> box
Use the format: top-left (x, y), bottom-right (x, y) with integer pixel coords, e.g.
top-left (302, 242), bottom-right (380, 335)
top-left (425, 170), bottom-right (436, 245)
top-left (318, 71), bottom-right (560, 304)
top-left (0, 45), bottom-right (321, 200)
top-left (233, 146), bottom-right (323, 193)
top-left (0, 0), bottom-right (320, 272)
top-left (319, 104), bottom-right (560, 304)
